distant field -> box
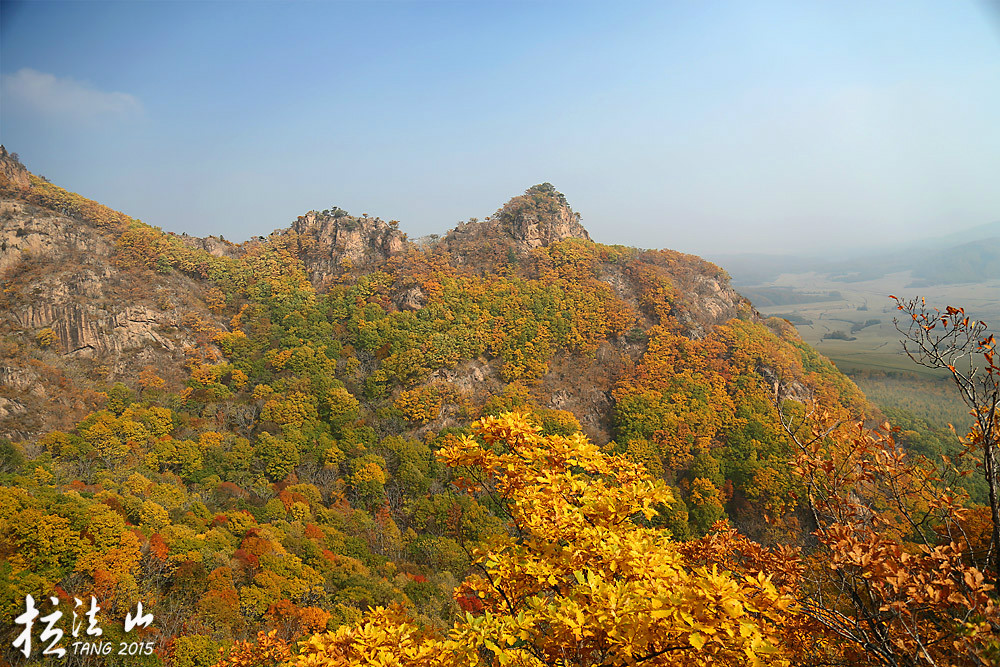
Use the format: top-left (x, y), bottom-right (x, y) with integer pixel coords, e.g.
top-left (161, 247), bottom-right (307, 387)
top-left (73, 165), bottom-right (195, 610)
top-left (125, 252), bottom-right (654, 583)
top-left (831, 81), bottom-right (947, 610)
top-left (744, 270), bottom-right (1000, 428)
top-left (848, 370), bottom-right (973, 428)
top-left (815, 346), bottom-right (950, 379)
top-left (751, 271), bottom-right (1000, 371)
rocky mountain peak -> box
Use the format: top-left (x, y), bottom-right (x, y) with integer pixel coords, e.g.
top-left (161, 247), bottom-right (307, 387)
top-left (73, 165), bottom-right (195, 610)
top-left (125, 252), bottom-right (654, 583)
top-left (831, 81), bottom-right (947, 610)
top-left (496, 183), bottom-right (590, 248)
top-left (0, 146), bottom-right (31, 191)
top-left (284, 208), bottom-right (407, 286)
top-left (440, 184), bottom-right (590, 267)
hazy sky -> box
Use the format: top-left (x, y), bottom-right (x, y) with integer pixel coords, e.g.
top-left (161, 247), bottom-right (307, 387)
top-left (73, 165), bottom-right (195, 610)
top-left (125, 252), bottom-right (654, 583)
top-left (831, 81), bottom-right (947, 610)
top-left (2, 1), bottom-right (999, 255)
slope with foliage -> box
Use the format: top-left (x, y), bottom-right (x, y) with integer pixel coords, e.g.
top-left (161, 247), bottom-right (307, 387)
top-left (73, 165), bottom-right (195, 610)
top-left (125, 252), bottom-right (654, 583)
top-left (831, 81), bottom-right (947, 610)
top-left (1, 152), bottom-right (996, 666)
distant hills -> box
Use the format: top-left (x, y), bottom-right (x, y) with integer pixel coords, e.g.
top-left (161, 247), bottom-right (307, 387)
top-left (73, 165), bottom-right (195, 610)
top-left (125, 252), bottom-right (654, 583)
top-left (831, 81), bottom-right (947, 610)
top-left (710, 215), bottom-right (1000, 399)
top-left (712, 219), bottom-right (1000, 288)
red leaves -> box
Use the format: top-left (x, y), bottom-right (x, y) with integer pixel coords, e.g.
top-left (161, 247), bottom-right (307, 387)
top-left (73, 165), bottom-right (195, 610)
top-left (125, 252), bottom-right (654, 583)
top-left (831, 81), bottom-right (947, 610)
top-left (232, 548), bottom-right (259, 569)
top-left (453, 584), bottom-right (485, 614)
top-left (215, 631), bottom-right (291, 667)
top-left (215, 482), bottom-right (248, 499)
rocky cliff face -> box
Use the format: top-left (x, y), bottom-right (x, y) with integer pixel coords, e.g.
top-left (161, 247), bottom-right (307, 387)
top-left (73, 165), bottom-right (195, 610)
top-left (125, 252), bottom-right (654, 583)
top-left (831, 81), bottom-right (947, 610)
top-left (0, 147), bottom-right (30, 192)
top-left (178, 233), bottom-right (242, 258)
top-left (0, 197), bottom-right (223, 440)
top-left (282, 211), bottom-right (406, 287)
top-left (0, 165), bottom-right (764, 445)
top-left (441, 183), bottom-right (591, 269)
top-left (497, 183), bottom-right (591, 249)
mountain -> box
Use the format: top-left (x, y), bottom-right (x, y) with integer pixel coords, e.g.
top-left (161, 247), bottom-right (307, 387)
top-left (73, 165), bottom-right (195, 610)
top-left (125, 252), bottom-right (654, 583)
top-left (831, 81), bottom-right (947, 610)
top-left (904, 237), bottom-right (1000, 286)
top-left (0, 151), bottom-right (228, 440)
top-left (0, 151), bottom-right (876, 663)
top-left (909, 219), bottom-right (1000, 250)
top-left (714, 220), bottom-right (1000, 288)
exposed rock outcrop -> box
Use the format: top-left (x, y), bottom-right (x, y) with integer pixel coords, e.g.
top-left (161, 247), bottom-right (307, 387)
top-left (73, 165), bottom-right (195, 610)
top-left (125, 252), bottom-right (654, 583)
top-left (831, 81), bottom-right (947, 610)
top-left (273, 183), bottom-right (588, 284)
top-left (282, 211), bottom-right (406, 286)
top-left (674, 273), bottom-right (751, 338)
top-left (497, 182), bottom-right (590, 249)
top-left (0, 147), bottom-right (30, 191)
top-left (0, 201), bottom-right (108, 274)
top-left (0, 197), bottom-right (224, 440)
top-left (395, 286), bottom-right (427, 311)
top-left (177, 233), bottom-right (242, 259)
top-left (442, 183), bottom-right (591, 269)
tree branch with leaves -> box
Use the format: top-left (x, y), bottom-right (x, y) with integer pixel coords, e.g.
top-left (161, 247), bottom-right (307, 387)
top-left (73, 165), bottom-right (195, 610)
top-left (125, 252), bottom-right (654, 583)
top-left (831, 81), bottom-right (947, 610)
top-left (891, 297), bottom-right (1000, 580)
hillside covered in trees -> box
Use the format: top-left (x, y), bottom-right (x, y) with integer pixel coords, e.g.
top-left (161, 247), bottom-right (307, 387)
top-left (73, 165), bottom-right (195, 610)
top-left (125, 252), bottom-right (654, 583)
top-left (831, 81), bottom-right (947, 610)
top-left (0, 149), bottom-right (996, 666)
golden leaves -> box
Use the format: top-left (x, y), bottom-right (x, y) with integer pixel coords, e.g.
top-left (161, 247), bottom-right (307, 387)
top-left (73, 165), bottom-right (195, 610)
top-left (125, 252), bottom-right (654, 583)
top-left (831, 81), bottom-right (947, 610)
top-left (301, 412), bottom-right (795, 667)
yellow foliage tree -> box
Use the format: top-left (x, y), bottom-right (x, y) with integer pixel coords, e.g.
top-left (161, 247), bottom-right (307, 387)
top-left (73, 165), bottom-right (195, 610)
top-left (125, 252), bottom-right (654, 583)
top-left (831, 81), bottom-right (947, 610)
top-left (282, 412), bottom-right (795, 666)
top-left (35, 327), bottom-right (57, 348)
top-left (395, 385), bottom-right (446, 425)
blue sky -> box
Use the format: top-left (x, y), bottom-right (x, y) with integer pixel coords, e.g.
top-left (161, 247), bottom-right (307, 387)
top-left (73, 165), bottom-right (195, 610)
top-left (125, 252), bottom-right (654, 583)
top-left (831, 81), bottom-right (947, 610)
top-left (2, 1), bottom-right (999, 255)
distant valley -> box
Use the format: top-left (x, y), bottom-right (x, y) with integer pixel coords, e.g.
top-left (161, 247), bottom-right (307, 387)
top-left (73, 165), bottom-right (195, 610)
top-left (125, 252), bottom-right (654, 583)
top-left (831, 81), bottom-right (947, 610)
top-left (711, 225), bottom-right (1000, 427)
top-left (712, 221), bottom-right (1000, 376)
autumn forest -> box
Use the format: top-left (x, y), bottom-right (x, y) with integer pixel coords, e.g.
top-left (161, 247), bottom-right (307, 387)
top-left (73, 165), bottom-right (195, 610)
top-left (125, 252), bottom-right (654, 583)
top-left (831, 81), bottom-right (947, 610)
top-left (0, 149), bottom-right (997, 666)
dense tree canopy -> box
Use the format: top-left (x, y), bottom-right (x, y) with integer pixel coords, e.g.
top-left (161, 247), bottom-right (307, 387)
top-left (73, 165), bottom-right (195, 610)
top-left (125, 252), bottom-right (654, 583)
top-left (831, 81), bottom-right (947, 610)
top-left (0, 176), bottom-right (996, 666)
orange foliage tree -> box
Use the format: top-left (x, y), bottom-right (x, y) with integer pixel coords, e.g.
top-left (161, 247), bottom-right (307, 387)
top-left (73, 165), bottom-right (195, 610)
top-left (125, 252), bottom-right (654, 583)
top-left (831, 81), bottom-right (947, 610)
top-left (892, 297), bottom-right (1000, 579)
top-left (778, 400), bottom-right (999, 666)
